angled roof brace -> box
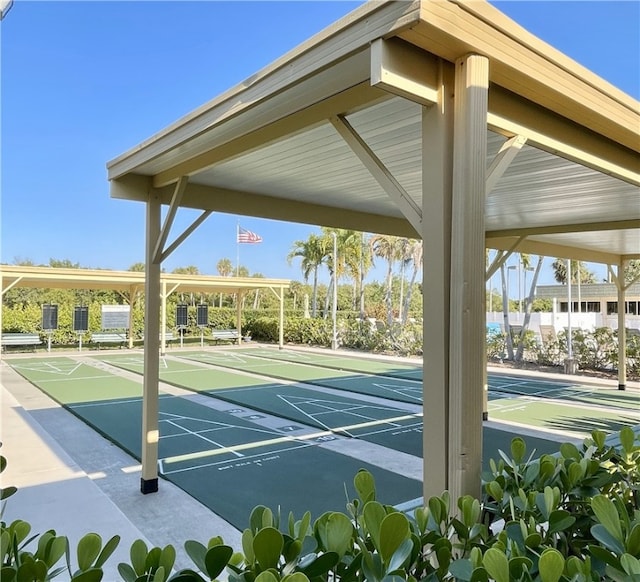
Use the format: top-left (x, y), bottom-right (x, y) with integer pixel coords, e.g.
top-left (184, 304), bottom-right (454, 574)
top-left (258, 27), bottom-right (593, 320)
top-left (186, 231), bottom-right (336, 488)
top-left (330, 113), bottom-right (422, 234)
top-left (486, 134), bottom-right (527, 195)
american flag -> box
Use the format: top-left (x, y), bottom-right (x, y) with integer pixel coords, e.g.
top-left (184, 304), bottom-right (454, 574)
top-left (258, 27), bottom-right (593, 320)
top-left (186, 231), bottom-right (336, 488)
top-left (237, 225), bottom-right (263, 244)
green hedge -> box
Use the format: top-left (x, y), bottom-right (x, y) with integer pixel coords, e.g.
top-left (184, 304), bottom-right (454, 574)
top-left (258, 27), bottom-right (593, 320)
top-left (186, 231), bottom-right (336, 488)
top-left (2, 428), bottom-right (639, 581)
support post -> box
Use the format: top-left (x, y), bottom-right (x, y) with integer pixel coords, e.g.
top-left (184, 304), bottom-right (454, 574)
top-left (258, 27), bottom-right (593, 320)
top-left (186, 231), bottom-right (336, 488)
top-left (421, 59), bottom-right (454, 499)
top-left (236, 294), bottom-right (242, 345)
top-left (279, 287), bottom-right (285, 349)
top-left (448, 54), bottom-right (488, 501)
top-left (161, 281), bottom-right (167, 356)
top-left (617, 259), bottom-right (627, 390)
top-left (141, 193), bottom-right (161, 495)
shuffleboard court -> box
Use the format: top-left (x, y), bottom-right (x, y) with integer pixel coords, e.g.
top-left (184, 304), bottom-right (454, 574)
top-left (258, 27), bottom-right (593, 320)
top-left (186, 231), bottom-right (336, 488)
top-left (489, 374), bottom-right (640, 411)
top-left (488, 392), bottom-right (640, 435)
top-left (5, 356), bottom-right (423, 527)
top-left (93, 354), bottom-right (424, 457)
top-left (177, 350), bottom-right (423, 404)
top-left (94, 355), bottom-right (565, 465)
top-left (236, 347), bottom-right (423, 380)
top-left (8, 357), bottom-right (144, 404)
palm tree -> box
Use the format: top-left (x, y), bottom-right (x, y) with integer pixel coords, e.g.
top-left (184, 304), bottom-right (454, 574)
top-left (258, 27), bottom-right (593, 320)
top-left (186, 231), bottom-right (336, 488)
top-left (515, 254), bottom-right (544, 362)
top-left (551, 259), bottom-right (596, 284)
top-left (401, 239), bottom-right (423, 324)
top-left (320, 228), bottom-right (361, 319)
top-left (370, 234), bottom-right (401, 325)
top-left (251, 273), bottom-right (265, 309)
top-left (287, 234), bottom-right (327, 317)
top-left (216, 258), bottom-right (233, 307)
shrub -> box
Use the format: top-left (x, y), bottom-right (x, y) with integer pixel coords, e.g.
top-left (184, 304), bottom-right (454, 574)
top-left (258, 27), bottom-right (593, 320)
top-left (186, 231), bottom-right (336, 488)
top-left (3, 429), bottom-right (638, 581)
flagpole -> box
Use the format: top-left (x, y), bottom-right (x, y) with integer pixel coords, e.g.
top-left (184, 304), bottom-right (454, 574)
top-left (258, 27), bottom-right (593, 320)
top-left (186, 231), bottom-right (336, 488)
top-left (236, 221), bottom-right (240, 276)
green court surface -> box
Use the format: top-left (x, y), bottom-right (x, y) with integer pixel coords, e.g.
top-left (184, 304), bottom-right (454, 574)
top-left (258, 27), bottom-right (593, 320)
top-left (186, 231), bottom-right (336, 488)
top-left (178, 350), bottom-right (422, 404)
top-left (93, 354), bottom-right (424, 457)
top-left (489, 374), bottom-right (640, 411)
top-left (94, 355), bottom-right (565, 464)
top-left (5, 356), bottom-right (423, 527)
top-left (8, 357), bottom-right (143, 404)
top-left (236, 347), bottom-right (422, 381)
top-left (488, 393), bottom-right (640, 435)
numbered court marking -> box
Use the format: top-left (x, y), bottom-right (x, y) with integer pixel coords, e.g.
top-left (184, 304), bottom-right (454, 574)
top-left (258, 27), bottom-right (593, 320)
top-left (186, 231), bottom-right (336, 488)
top-left (156, 409), bottom-right (340, 476)
top-left (11, 360), bottom-right (84, 376)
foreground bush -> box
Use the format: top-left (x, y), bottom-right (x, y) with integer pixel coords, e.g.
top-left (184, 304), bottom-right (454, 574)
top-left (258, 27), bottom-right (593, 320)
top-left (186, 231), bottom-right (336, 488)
top-left (2, 427), bottom-right (638, 581)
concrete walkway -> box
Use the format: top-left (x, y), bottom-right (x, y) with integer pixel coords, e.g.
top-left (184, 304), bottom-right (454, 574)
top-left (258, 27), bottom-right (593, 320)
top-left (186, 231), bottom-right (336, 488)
top-left (0, 360), bottom-right (242, 579)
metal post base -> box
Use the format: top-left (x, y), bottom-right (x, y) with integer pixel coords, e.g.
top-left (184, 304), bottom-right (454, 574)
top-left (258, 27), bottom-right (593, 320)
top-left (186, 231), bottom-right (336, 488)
top-left (618, 384), bottom-right (626, 391)
top-left (482, 411), bottom-right (488, 421)
top-left (140, 478), bottom-right (158, 494)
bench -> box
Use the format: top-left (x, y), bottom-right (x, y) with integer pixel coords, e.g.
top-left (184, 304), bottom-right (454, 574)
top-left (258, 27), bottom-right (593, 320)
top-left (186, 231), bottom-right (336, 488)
top-left (210, 329), bottom-right (240, 344)
top-left (1, 333), bottom-right (43, 352)
top-left (91, 332), bottom-right (127, 349)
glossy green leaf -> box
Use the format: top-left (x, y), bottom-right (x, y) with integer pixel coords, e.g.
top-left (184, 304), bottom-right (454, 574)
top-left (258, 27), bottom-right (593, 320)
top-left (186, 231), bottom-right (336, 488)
top-left (627, 523), bottom-right (640, 556)
top-left (379, 513), bottom-right (410, 564)
top-left (241, 530), bottom-right (255, 565)
top-left (253, 527), bottom-right (283, 571)
top-left (282, 572), bottom-right (311, 582)
top-left (159, 545), bottom-right (175, 577)
top-left (95, 535), bottom-right (120, 568)
top-left (486, 481), bottom-right (503, 502)
top-left (469, 567), bottom-right (490, 582)
top-left (130, 539), bottom-right (148, 576)
top-left (152, 565), bottom-right (165, 582)
top-left (322, 513), bottom-right (353, 558)
top-left (47, 536), bottom-right (68, 568)
top-left (184, 540), bottom-right (207, 574)
top-left (591, 524), bottom-right (626, 555)
top-left (449, 558), bottom-right (473, 581)
top-left (167, 569), bottom-right (205, 582)
top-left (146, 547), bottom-right (161, 571)
top-left (0, 486), bottom-right (18, 501)
top-left (77, 534), bottom-right (102, 571)
top-left (362, 502), bottom-right (386, 551)
top-left (70, 567), bottom-right (104, 582)
top-left (1, 566), bottom-right (16, 582)
top-left (560, 442), bottom-right (581, 460)
top-left (354, 470), bottom-right (376, 504)
top-left (591, 495), bottom-right (623, 543)
top-left (548, 510), bottom-right (576, 535)
top-left (621, 554), bottom-right (640, 575)
top-left (299, 551), bottom-right (339, 578)
top-left (255, 570), bottom-right (279, 582)
top-left (204, 544), bottom-right (232, 579)
top-left (538, 548), bottom-right (564, 582)
top-left (508, 556), bottom-right (533, 579)
top-left (386, 538), bottom-right (413, 573)
top-left (619, 427), bottom-right (635, 454)
top-left (511, 438), bottom-right (527, 463)
top-left (117, 563), bottom-right (137, 582)
top-left (483, 548), bottom-right (509, 582)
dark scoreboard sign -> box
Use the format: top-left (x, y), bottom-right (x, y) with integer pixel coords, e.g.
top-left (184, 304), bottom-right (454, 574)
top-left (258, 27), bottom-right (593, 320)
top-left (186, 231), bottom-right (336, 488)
top-left (73, 306), bottom-right (89, 332)
top-left (42, 304), bottom-right (58, 331)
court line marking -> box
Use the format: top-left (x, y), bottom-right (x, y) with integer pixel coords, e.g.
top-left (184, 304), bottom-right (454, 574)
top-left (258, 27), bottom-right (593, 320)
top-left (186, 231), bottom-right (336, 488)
top-left (163, 419), bottom-right (245, 459)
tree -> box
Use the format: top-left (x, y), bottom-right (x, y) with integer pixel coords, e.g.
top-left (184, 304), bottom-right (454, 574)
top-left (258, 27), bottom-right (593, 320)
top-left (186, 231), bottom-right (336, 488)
top-left (49, 258), bottom-right (80, 269)
top-left (624, 259), bottom-right (640, 286)
top-left (514, 255), bottom-right (544, 362)
top-left (401, 240), bottom-right (423, 324)
top-left (172, 266), bottom-right (200, 275)
top-left (128, 262), bottom-right (145, 272)
top-left (216, 258), bottom-right (233, 308)
top-left (369, 234), bottom-right (401, 325)
top-left (287, 234), bottom-right (327, 317)
top-left (551, 259), bottom-right (596, 284)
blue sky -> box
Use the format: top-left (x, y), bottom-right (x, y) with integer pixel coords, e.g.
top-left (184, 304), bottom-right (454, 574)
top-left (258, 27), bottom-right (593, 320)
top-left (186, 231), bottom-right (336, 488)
top-left (2, 1), bottom-right (639, 291)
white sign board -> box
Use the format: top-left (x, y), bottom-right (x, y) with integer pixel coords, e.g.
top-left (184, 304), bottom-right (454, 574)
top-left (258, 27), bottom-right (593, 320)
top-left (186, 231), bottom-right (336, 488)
top-left (101, 305), bottom-right (130, 330)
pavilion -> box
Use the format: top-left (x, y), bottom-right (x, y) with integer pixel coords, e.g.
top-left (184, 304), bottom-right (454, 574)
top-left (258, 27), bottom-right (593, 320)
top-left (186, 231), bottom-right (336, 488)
top-left (106, 0), bottom-right (640, 501)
